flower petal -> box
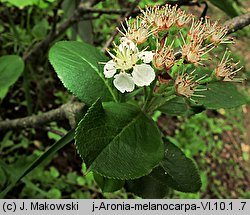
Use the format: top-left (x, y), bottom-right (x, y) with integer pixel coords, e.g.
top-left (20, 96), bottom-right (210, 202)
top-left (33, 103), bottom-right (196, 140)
top-left (132, 64), bottom-right (155, 86)
top-left (104, 60), bottom-right (117, 78)
top-left (119, 37), bottom-right (137, 52)
top-left (113, 72), bottom-right (135, 93)
top-left (139, 51), bottom-right (154, 63)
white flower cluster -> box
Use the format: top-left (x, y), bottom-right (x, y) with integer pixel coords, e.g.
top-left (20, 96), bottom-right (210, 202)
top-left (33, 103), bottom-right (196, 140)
top-left (104, 38), bottom-right (155, 93)
top-left (102, 4), bottom-right (243, 97)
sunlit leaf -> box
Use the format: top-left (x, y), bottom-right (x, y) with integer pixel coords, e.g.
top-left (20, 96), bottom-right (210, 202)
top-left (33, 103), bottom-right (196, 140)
top-left (49, 41), bottom-right (117, 105)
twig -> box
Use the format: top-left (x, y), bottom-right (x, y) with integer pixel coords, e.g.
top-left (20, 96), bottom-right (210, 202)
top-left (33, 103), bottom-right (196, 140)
top-left (167, 0), bottom-right (200, 7)
top-left (0, 102), bottom-right (84, 131)
top-left (44, 127), bottom-right (65, 137)
top-left (23, 0), bottom-right (250, 62)
top-left (22, 1), bottom-right (123, 63)
top-left (78, 7), bottom-right (132, 15)
top-left (224, 12), bottom-right (250, 34)
top-left (199, 1), bottom-right (209, 19)
top-left (51, 9), bottom-right (58, 35)
top-left (1, 11), bottom-right (250, 132)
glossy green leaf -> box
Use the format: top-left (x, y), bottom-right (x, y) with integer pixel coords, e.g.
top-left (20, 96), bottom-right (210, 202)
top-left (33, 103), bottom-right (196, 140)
top-left (0, 129), bottom-right (74, 198)
top-left (158, 96), bottom-right (193, 116)
top-left (197, 82), bottom-right (246, 109)
top-left (158, 96), bottom-right (205, 116)
top-left (49, 41), bottom-right (117, 105)
top-left (94, 173), bottom-right (124, 192)
top-left (158, 96), bottom-right (187, 115)
top-left (0, 55), bottom-right (24, 100)
top-left (160, 139), bottom-right (201, 193)
top-left (75, 100), bottom-right (164, 180)
top-left (125, 166), bottom-right (170, 198)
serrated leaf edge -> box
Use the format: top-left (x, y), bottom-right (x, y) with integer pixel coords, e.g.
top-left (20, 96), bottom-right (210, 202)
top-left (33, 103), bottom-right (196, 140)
top-left (75, 102), bottom-right (162, 180)
top-left (48, 41), bottom-right (117, 104)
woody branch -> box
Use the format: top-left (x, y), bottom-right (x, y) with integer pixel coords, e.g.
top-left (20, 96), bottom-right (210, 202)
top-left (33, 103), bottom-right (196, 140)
top-left (1, 12), bottom-right (250, 132)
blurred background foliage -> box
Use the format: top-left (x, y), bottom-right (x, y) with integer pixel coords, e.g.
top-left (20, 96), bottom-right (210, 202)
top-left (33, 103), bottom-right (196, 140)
top-left (0, 0), bottom-right (250, 198)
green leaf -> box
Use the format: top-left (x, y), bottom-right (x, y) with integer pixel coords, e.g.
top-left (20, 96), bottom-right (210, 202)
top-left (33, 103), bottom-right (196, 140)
top-left (32, 19), bottom-right (49, 40)
top-left (207, 0), bottom-right (242, 17)
top-left (0, 129), bottom-right (74, 198)
top-left (0, 55), bottom-right (24, 100)
top-left (158, 96), bottom-right (192, 116)
top-left (0, 25), bottom-right (4, 33)
top-left (94, 173), bottom-right (124, 192)
top-left (160, 139), bottom-right (201, 193)
top-left (125, 166), bottom-right (170, 198)
top-left (1, 0), bottom-right (37, 7)
top-left (0, 166), bottom-right (7, 190)
top-left (197, 82), bottom-right (246, 109)
top-left (158, 96), bottom-right (205, 116)
top-left (49, 41), bottom-right (117, 105)
top-left (147, 94), bottom-right (176, 113)
top-left (49, 167), bottom-right (59, 178)
top-left (75, 100), bottom-right (164, 180)
top-left (1, 0), bottom-right (54, 8)
top-left (47, 188), bottom-right (62, 198)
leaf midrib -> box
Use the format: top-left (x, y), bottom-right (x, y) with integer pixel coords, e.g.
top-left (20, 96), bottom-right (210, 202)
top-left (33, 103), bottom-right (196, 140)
top-left (88, 111), bottom-right (142, 171)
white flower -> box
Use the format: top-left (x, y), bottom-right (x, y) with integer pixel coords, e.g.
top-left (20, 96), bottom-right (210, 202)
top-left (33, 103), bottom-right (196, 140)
top-left (119, 37), bottom-right (137, 51)
top-left (113, 72), bottom-right (135, 93)
top-left (104, 39), bottom-right (155, 93)
top-left (132, 64), bottom-right (155, 86)
top-left (138, 51), bottom-right (154, 63)
top-left (104, 60), bottom-right (116, 78)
